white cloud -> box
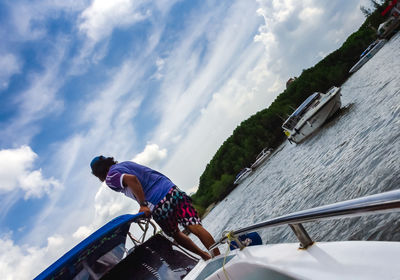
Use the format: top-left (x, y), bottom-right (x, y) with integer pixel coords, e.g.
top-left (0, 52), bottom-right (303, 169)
top-left (0, 53), bottom-right (21, 89)
top-left (299, 7), bottom-right (323, 21)
top-left (19, 170), bottom-right (61, 200)
top-left (0, 234), bottom-right (66, 280)
top-left (16, 45), bottom-right (66, 118)
top-left (254, 0), bottom-right (366, 78)
top-left (81, 61), bottom-right (143, 127)
top-left (73, 0), bottom-right (177, 73)
top-left (151, 1), bottom-right (262, 146)
top-left (0, 146), bottom-right (35, 192)
top-left (69, 184), bottom-right (137, 242)
top-left (153, 57), bottom-right (165, 79)
top-left (79, 0), bottom-right (181, 44)
top-left (6, 1), bottom-right (86, 41)
top-left (73, 225), bottom-right (93, 239)
top-left (94, 184), bottom-right (134, 220)
top-left (0, 146), bottom-right (61, 199)
top-left (132, 144), bottom-right (167, 167)
top-left (156, 57), bottom-right (165, 69)
top-left (79, 0), bottom-right (151, 42)
top-left (1, 36), bottom-right (69, 147)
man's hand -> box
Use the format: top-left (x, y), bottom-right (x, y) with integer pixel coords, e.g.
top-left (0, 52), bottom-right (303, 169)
top-left (139, 205), bottom-right (151, 217)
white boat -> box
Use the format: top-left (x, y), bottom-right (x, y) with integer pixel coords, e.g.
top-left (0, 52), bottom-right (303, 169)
top-left (282, 86), bottom-right (341, 144)
top-left (184, 190), bottom-right (400, 280)
top-left (377, 16), bottom-right (400, 39)
top-left (186, 240), bottom-right (400, 280)
top-left (35, 189), bottom-right (400, 280)
top-left (349, 39), bottom-right (387, 73)
top-left (233, 168), bottom-right (252, 185)
top-left (250, 148), bottom-right (273, 169)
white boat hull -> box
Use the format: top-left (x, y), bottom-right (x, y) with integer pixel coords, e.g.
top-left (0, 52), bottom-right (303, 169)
top-left (349, 39), bottom-right (387, 73)
top-left (184, 241), bottom-right (400, 280)
top-left (250, 149), bottom-right (273, 169)
top-left (234, 168), bottom-right (252, 185)
top-left (289, 89), bottom-right (341, 144)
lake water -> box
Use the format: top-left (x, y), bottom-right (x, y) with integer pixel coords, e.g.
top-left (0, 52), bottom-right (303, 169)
top-left (201, 32), bottom-right (400, 247)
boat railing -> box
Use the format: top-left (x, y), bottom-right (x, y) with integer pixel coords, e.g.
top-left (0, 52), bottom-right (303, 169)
top-left (209, 189), bottom-right (400, 251)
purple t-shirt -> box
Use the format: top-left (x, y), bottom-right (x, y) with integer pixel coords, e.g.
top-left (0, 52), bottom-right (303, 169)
top-left (105, 161), bottom-right (174, 210)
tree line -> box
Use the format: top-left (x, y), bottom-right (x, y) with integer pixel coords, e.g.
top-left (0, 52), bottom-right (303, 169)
top-left (191, 1), bottom-right (389, 216)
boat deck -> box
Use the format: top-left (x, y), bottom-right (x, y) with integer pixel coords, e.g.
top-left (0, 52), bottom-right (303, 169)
top-left (185, 241), bottom-right (400, 280)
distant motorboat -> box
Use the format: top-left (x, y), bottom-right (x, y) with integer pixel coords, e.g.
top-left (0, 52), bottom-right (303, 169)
top-left (282, 86), bottom-right (341, 144)
top-left (349, 39), bottom-right (387, 73)
top-left (250, 148), bottom-right (273, 169)
top-left (377, 16), bottom-right (400, 39)
top-left (233, 168), bottom-right (252, 185)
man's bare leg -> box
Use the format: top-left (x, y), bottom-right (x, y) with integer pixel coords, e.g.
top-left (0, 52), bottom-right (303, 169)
top-left (187, 224), bottom-right (221, 257)
top-left (172, 231), bottom-right (211, 260)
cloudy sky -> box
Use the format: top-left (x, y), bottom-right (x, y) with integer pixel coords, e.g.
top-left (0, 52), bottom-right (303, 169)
top-left (0, 0), bottom-right (372, 278)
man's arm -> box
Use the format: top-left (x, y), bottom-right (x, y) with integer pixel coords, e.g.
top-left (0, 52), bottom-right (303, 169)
top-left (122, 174), bottom-right (151, 217)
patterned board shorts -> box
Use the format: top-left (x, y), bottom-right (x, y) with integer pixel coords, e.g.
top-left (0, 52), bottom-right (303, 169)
top-left (152, 186), bottom-right (201, 236)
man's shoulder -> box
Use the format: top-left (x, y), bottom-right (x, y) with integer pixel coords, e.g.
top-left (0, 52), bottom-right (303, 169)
top-left (105, 170), bottom-right (124, 191)
top-left (115, 161), bottom-right (141, 168)
top-left (109, 161), bottom-right (133, 172)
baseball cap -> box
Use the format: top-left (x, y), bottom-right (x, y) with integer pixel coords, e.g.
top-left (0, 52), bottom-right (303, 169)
top-left (90, 155), bottom-right (104, 170)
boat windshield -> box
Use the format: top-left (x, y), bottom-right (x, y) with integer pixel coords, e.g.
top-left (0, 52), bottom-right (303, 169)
top-left (360, 41), bottom-right (377, 58)
top-left (292, 92), bottom-right (319, 117)
top-left (256, 148), bottom-right (272, 160)
top-left (236, 168), bottom-right (250, 179)
top-left (282, 92), bottom-right (320, 130)
top-left (35, 215), bottom-right (198, 280)
top-left (35, 215), bottom-right (136, 280)
top-left (73, 243), bottom-right (126, 280)
top-left (256, 149), bottom-right (266, 159)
